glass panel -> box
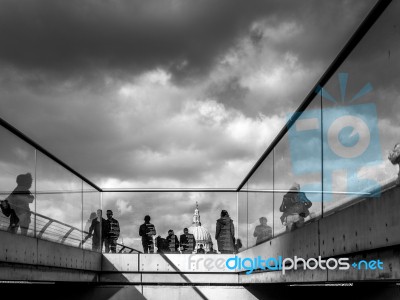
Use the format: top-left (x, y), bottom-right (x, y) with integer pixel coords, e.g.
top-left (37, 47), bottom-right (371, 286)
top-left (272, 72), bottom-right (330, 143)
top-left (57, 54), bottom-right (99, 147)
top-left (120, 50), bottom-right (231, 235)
top-left (247, 154), bottom-right (273, 248)
top-left (274, 96), bottom-right (322, 236)
top-left (102, 191), bottom-right (237, 254)
top-left (82, 182), bottom-right (101, 252)
top-left (0, 126), bottom-right (36, 236)
top-left (36, 152), bottom-right (83, 247)
top-left (322, 0), bottom-right (400, 215)
top-left (237, 186), bottom-right (248, 251)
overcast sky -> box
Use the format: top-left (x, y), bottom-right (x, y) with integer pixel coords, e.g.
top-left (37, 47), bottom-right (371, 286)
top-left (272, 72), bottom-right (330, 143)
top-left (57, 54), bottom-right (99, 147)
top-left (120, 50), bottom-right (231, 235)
top-left (3, 0), bottom-right (400, 250)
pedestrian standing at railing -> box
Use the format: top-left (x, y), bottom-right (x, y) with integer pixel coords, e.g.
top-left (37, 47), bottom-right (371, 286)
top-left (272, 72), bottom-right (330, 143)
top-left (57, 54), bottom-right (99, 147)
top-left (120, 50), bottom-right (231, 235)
top-left (86, 209), bottom-right (107, 252)
top-left (280, 183), bottom-right (312, 232)
top-left (253, 217), bottom-right (272, 245)
top-left (139, 215), bottom-right (156, 253)
top-left (166, 229), bottom-right (179, 253)
top-left (215, 210), bottom-right (235, 254)
top-left (84, 212), bottom-right (97, 233)
top-left (180, 227), bottom-right (196, 254)
top-left (104, 210), bottom-right (120, 253)
top-left (6, 173), bottom-right (34, 236)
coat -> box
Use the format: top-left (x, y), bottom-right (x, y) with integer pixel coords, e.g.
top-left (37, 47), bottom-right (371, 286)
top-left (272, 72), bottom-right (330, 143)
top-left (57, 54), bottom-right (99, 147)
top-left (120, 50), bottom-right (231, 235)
top-left (180, 233), bottom-right (196, 252)
top-left (215, 216), bottom-right (235, 253)
top-left (88, 217), bottom-right (107, 246)
top-left (139, 223), bottom-right (156, 243)
top-left (166, 234), bottom-right (179, 252)
top-left (105, 217), bottom-right (120, 240)
top-left (253, 224), bottom-right (272, 245)
top-left (280, 191), bottom-right (312, 223)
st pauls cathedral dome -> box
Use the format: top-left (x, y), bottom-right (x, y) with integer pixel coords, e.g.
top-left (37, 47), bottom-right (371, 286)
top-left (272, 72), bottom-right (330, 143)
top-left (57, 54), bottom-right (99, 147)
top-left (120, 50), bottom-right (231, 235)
top-left (188, 202), bottom-right (213, 252)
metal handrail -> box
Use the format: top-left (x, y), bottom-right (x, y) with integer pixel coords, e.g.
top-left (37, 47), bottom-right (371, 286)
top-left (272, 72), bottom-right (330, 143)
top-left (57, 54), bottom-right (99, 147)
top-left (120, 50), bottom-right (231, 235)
top-left (0, 207), bottom-right (141, 254)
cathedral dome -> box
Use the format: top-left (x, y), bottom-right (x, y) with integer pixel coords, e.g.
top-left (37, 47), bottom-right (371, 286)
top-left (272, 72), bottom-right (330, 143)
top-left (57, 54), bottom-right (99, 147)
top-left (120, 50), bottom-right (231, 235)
top-left (188, 202), bottom-right (213, 252)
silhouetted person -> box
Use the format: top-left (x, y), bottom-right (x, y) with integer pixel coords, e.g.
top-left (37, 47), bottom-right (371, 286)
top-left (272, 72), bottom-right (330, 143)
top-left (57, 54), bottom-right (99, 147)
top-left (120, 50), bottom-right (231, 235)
top-left (196, 244), bottom-right (205, 254)
top-left (104, 210), bottom-right (120, 253)
top-left (139, 215), bottom-right (156, 253)
top-left (166, 229), bottom-right (179, 253)
top-left (180, 227), bottom-right (196, 254)
top-left (280, 183), bottom-right (312, 231)
top-left (388, 143), bottom-right (400, 185)
top-left (215, 210), bottom-right (235, 254)
top-left (85, 212), bottom-right (97, 233)
top-left (6, 173), bottom-right (34, 235)
top-left (86, 209), bottom-right (107, 252)
top-left (253, 217), bottom-right (272, 245)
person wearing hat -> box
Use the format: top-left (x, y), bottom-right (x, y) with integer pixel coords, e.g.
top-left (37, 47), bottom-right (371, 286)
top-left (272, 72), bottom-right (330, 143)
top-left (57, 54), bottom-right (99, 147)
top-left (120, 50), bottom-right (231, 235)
top-left (104, 209), bottom-right (120, 253)
top-left (215, 210), bottom-right (235, 254)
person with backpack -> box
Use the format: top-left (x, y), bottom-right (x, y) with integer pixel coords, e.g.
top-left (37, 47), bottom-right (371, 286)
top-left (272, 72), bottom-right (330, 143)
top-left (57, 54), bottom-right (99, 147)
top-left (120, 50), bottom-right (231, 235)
top-left (280, 183), bottom-right (312, 232)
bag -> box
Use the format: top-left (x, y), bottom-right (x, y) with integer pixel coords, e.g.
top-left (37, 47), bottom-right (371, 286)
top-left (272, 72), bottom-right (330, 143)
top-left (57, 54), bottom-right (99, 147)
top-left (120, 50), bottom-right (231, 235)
top-left (388, 144), bottom-right (400, 165)
top-left (1, 200), bottom-right (20, 229)
top-left (0, 200), bottom-right (12, 217)
top-left (280, 192), bottom-right (311, 223)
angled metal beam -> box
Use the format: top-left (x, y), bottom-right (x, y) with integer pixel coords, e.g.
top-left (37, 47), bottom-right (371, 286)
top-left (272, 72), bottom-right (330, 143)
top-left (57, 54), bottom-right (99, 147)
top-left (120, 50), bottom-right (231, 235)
top-left (0, 117), bottom-right (102, 192)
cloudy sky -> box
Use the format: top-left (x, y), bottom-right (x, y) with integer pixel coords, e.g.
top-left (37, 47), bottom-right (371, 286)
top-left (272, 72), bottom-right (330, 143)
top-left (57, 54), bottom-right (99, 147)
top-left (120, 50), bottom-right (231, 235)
top-left (2, 0), bottom-right (400, 250)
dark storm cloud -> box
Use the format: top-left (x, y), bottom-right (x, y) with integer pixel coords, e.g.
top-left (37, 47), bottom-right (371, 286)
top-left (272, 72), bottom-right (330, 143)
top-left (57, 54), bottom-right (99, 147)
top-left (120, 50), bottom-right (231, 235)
top-left (0, 0), bottom-right (376, 84)
top-left (0, 0), bottom-right (266, 80)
